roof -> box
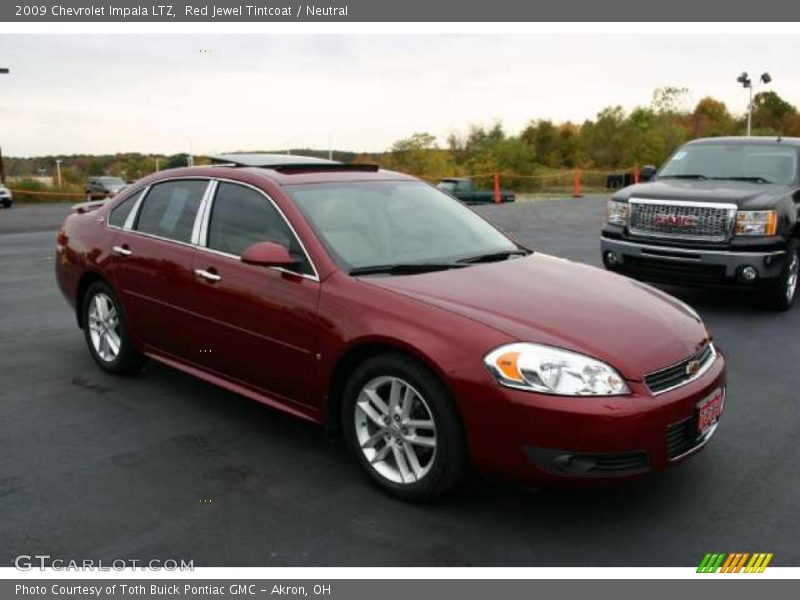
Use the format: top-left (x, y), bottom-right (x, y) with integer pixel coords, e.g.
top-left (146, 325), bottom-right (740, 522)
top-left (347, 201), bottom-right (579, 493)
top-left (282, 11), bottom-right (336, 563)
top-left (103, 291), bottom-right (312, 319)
top-left (687, 136), bottom-right (800, 147)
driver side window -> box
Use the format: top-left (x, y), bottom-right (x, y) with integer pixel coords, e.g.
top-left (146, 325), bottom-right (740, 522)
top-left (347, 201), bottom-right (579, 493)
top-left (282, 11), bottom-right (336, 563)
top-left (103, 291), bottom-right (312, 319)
top-left (206, 182), bottom-right (313, 276)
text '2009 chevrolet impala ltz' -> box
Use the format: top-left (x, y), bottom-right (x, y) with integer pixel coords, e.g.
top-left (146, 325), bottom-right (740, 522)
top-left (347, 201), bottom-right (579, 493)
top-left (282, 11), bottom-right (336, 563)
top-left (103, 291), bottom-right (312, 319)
top-left (55, 154), bottom-right (726, 501)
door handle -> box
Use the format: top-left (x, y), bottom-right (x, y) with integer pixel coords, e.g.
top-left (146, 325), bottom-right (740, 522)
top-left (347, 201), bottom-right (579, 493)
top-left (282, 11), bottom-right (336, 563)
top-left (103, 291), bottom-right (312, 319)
top-left (112, 245), bottom-right (132, 256)
top-left (194, 268), bottom-right (221, 282)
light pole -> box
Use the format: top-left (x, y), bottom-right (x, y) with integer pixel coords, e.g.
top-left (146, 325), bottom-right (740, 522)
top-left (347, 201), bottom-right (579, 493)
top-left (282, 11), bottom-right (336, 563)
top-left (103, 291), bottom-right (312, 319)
top-left (737, 71), bottom-right (772, 136)
top-left (55, 159), bottom-right (63, 187)
top-left (1, 68), bottom-right (8, 184)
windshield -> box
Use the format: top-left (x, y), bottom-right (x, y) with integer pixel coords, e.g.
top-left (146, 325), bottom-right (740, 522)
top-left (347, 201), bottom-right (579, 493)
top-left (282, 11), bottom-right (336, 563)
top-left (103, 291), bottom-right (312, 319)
top-left (287, 181), bottom-right (518, 271)
top-left (659, 143), bottom-right (798, 185)
top-left (100, 177), bottom-right (126, 186)
top-left (436, 181), bottom-right (457, 193)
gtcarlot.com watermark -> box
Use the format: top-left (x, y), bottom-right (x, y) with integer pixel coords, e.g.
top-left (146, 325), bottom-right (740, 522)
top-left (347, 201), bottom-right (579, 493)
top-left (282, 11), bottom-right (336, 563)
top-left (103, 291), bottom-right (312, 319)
top-left (14, 554), bottom-right (194, 571)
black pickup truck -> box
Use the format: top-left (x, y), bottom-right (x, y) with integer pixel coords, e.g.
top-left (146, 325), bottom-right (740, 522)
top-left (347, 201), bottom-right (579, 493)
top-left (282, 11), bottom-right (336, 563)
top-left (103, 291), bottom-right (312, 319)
top-left (601, 136), bottom-right (800, 310)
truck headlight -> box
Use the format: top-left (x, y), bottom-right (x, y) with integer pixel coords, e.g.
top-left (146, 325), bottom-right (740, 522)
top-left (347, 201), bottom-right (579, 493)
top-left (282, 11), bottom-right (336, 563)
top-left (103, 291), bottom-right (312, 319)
top-left (736, 210), bottom-right (777, 236)
top-left (606, 200), bottom-right (628, 226)
top-left (484, 343), bottom-right (629, 396)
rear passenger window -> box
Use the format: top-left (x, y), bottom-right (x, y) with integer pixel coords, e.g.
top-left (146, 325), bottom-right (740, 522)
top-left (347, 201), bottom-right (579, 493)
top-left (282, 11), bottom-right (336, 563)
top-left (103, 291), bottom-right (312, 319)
top-left (108, 190), bottom-right (142, 228)
top-left (207, 182), bottom-right (313, 275)
top-left (135, 180), bottom-right (207, 243)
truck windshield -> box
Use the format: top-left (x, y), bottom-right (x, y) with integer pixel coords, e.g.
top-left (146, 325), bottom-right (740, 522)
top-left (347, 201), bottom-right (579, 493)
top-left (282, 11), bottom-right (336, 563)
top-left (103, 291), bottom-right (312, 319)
top-left (287, 181), bottom-right (518, 271)
top-left (659, 143), bottom-right (798, 185)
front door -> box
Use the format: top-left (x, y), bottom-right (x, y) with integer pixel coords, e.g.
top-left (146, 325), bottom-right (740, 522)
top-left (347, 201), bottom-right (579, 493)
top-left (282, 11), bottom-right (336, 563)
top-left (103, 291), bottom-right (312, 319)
top-left (187, 181), bottom-right (320, 407)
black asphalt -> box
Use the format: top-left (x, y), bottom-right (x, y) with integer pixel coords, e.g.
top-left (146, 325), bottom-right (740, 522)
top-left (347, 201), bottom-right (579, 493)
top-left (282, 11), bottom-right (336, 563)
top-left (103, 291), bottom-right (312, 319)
top-left (1, 199), bottom-right (798, 567)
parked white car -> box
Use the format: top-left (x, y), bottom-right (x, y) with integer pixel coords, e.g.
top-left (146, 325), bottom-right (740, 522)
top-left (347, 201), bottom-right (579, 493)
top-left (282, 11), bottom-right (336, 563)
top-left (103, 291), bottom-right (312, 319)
top-left (0, 184), bottom-right (13, 208)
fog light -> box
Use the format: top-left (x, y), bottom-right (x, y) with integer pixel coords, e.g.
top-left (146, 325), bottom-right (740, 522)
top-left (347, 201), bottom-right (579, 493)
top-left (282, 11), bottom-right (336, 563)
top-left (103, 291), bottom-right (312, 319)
top-left (739, 265), bottom-right (758, 282)
top-left (553, 454), bottom-right (596, 474)
top-left (604, 251), bottom-right (619, 267)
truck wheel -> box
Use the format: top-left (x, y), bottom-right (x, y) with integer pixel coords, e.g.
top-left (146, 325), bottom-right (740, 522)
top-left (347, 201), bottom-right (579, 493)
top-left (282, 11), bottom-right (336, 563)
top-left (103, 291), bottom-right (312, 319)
top-left (761, 239), bottom-right (799, 311)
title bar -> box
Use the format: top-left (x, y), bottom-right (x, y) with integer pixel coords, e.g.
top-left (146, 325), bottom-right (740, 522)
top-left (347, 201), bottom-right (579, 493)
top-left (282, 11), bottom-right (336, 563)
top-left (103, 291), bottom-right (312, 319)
top-left (3, 0), bottom-right (800, 22)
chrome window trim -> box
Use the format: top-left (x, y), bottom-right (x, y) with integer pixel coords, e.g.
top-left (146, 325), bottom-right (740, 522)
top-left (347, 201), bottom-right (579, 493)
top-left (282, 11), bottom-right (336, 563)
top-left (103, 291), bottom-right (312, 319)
top-left (120, 229), bottom-right (197, 249)
top-left (104, 187), bottom-right (149, 231)
top-left (122, 177), bottom-right (213, 241)
top-left (191, 180), bottom-right (218, 245)
top-left (107, 175), bottom-right (320, 282)
top-left (628, 198), bottom-right (738, 243)
top-left (197, 177), bottom-right (320, 282)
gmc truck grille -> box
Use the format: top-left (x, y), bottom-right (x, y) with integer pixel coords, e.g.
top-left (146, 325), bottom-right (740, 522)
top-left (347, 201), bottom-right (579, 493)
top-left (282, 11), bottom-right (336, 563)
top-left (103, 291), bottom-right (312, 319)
top-left (628, 200), bottom-right (736, 242)
top-left (645, 342), bottom-right (717, 395)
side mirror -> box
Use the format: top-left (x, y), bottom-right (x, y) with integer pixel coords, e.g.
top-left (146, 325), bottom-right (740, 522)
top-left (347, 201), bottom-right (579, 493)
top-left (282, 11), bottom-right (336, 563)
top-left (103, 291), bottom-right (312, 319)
top-left (639, 165), bottom-right (657, 182)
top-left (241, 241), bottom-right (298, 268)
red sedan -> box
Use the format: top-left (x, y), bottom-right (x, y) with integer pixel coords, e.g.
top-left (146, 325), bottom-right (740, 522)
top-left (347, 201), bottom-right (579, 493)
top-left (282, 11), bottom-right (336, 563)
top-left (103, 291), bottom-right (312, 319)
top-left (55, 155), bottom-right (726, 501)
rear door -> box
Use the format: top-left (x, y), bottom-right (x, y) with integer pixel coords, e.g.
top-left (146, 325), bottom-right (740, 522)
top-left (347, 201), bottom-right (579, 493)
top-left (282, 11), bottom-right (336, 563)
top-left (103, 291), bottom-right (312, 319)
top-left (109, 178), bottom-right (210, 359)
top-left (187, 181), bottom-right (321, 407)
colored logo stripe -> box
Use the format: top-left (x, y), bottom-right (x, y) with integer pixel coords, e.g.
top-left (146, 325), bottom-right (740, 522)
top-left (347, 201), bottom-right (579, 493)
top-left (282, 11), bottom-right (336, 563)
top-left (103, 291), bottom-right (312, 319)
top-left (697, 553), bottom-right (726, 573)
top-left (697, 553), bottom-right (773, 573)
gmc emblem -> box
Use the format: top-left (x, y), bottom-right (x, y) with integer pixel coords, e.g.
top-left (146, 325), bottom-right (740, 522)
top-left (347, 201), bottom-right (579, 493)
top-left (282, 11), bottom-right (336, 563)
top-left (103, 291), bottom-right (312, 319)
top-left (653, 213), bottom-right (697, 228)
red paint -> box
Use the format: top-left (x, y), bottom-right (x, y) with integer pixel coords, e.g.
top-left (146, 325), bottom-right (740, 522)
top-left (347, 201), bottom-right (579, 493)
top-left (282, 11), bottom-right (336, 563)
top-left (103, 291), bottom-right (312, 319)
top-left (55, 165), bottom-right (725, 485)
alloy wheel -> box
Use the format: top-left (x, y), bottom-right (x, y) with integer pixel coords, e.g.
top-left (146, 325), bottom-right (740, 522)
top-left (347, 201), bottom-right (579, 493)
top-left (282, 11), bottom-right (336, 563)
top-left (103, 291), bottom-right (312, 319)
top-left (354, 375), bottom-right (437, 485)
top-left (87, 293), bottom-right (121, 363)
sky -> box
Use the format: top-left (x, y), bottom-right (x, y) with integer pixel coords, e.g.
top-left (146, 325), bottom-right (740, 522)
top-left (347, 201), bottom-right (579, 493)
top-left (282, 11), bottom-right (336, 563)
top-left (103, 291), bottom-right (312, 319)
top-left (1, 34), bottom-right (799, 157)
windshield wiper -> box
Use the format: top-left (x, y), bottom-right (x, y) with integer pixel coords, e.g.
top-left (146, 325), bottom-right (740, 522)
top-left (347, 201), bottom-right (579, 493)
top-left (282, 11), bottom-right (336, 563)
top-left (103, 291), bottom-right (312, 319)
top-left (711, 176), bottom-right (773, 184)
top-left (349, 263), bottom-right (468, 276)
top-left (457, 249), bottom-right (530, 264)
top-left (659, 174), bottom-right (708, 180)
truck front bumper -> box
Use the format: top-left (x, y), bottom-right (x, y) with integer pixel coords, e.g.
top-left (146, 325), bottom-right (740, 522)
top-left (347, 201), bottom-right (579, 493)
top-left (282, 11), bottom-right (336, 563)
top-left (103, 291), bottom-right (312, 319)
top-left (601, 236), bottom-right (787, 287)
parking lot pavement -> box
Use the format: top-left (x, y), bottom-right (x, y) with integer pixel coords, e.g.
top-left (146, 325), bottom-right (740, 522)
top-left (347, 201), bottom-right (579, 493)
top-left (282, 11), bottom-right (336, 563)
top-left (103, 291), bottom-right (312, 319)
top-left (1, 200), bottom-right (798, 567)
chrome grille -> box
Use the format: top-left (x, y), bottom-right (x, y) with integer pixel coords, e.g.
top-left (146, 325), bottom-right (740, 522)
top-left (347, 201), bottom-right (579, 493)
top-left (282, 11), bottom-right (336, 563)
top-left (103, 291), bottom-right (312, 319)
top-left (629, 200), bottom-right (736, 242)
top-left (645, 343), bottom-right (717, 395)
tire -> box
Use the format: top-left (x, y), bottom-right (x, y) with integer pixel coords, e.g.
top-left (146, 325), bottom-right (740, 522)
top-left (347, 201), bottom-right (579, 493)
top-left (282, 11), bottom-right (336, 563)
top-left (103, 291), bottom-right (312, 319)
top-left (82, 281), bottom-right (145, 374)
top-left (1, 200), bottom-right (10, 208)
top-left (342, 353), bottom-right (467, 502)
top-left (760, 239), bottom-right (799, 311)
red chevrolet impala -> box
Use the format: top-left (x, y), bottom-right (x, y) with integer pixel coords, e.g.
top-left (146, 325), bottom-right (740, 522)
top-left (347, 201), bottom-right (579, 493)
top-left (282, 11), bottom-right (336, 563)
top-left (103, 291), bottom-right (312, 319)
top-left (55, 155), bottom-right (726, 501)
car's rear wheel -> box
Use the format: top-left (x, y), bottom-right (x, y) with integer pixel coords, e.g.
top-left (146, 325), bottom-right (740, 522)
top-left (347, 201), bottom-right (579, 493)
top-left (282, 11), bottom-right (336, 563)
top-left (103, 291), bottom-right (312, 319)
top-left (761, 239), bottom-right (799, 311)
top-left (342, 353), bottom-right (466, 502)
top-left (82, 281), bottom-right (145, 374)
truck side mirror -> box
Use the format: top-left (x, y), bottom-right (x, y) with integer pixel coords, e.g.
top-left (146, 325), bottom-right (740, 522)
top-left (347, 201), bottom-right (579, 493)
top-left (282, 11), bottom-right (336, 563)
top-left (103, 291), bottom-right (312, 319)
top-left (639, 165), bottom-right (657, 182)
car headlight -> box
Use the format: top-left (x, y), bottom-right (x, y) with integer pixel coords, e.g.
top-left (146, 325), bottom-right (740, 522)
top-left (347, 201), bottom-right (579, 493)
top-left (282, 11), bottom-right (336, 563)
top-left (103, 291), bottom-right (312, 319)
top-left (484, 343), bottom-right (629, 396)
top-left (736, 210), bottom-right (777, 236)
top-left (606, 200), bottom-right (628, 226)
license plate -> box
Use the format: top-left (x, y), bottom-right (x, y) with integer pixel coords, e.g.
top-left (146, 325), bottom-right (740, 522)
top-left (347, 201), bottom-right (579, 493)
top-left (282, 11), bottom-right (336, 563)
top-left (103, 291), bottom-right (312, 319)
top-left (696, 388), bottom-right (725, 434)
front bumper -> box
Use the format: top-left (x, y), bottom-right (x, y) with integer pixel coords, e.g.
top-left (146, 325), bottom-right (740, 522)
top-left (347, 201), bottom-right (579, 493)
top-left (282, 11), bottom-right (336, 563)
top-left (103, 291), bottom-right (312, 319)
top-left (457, 351), bottom-right (726, 484)
top-left (601, 235), bottom-right (786, 287)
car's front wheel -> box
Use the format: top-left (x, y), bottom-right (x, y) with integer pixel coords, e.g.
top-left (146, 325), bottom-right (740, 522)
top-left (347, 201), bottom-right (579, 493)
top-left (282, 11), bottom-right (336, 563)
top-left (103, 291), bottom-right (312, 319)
top-left (82, 281), bottom-right (145, 374)
top-left (761, 239), bottom-right (799, 311)
top-left (342, 353), bottom-right (466, 502)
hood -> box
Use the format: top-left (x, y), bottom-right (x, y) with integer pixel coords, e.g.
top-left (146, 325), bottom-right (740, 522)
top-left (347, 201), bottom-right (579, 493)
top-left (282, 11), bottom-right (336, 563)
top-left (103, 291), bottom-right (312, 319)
top-left (362, 254), bottom-right (710, 380)
top-left (614, 179), bottom-right (788, 210)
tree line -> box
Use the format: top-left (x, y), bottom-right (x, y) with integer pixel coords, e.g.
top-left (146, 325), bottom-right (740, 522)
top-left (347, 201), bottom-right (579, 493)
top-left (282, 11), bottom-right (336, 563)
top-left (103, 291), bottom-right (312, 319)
top-left (5, 87), bottom-right (800, 192)
top-left (360, 87), bottom-right (800, 179)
